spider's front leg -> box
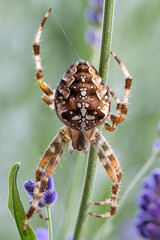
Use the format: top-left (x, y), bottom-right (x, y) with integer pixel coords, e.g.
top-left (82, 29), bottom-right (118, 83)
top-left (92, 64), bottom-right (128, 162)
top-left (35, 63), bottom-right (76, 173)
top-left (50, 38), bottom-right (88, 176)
top-left (23, 126), bottom-right (70, 234)
top-left (42, 93), bottom-right (55, 111)
top-left (104, 51), bottom-right (132, 129)
top-left (103, 86), bottom-right (122, 132)
top-left (33, 9), bottom-right (56, 110)
top-left (89, 128), bottom-right (122, 218)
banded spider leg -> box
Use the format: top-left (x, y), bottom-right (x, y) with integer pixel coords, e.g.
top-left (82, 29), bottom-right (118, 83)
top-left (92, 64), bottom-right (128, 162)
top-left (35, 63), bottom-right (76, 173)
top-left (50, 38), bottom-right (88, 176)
top-left (104, 51), bottom-right (132, 132)
top-left (89, 128), bottom-right (122, 217)
top-left (33, 8), bottom-right (55, 111)
top-left (23, 126), bottom-right (70, 234)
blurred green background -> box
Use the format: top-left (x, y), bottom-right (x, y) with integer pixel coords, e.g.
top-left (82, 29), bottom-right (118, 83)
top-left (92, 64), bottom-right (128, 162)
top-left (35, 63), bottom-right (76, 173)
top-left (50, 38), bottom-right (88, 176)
top-left (0, 0), bottom-right (160, 239)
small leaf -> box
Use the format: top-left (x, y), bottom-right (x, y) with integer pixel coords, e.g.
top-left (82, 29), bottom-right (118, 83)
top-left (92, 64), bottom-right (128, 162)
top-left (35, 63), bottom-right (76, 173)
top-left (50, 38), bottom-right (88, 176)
top-left (8, 162), bottom-right (36, 240)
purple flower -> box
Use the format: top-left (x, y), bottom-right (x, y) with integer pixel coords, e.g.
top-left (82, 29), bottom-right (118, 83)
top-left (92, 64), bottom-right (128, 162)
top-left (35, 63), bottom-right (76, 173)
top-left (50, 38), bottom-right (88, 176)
top-left (35, 227), bottom-right (49, 240)
top-left (85, 7), bottom-right (103, 25)
top-left (85, 28), bottom-right (101, 49)
top-left (157, 122), bottom-right (160, 135)
top-left (153, 121), bottom-right (160, 150)
top-left (24, 171), bottom-right (57, 207)
top-left (154, 139), bottom-right (160, 149)
top-left (85, 0), bottom-right (104, 25)
top-left (85, 0), bottom-right (104, 49)
top-left (136, 168), bottom-right (160, 240)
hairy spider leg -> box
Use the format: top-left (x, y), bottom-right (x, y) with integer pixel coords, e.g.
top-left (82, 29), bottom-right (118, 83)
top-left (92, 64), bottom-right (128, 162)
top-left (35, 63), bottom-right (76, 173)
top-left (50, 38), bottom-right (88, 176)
top-left (33, 8), bottom-right (55, 103)
top-left (95, 128), bottom-right (122, 182)
top-left (33, 126), bottom-right (70, 197)
top-left (42, 93), bottom-right (55, 111)
top-left (103, 85), bottom-right (122, 132)
top-left (36, 209), bottom-right (48, 220)
top-left (107, 51), bottom-right (132, 123)
top-left (89, 128), bottom-right (120, 217)
top-left (23, 126), bottom-right (70, 234)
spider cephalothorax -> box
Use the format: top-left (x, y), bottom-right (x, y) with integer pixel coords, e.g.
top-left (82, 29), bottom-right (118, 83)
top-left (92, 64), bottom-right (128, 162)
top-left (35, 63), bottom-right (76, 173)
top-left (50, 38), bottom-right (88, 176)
top-left (23, 9), bottom-right (132, 234)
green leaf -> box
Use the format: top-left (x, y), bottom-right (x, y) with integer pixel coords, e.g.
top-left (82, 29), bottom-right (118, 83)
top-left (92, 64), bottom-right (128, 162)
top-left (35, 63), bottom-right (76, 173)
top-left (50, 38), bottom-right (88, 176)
top-left (8, 162), bottom-right (36, 240)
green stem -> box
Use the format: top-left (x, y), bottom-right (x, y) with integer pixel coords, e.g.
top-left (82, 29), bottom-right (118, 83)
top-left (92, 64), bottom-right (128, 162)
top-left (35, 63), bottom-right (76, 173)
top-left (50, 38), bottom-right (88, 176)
top-left (93, 149), bottom-right (160, 240)
top-left (72, 147), bottom-right (97, 240)
top-left (46, 206), bottom-right (53, 240)
top-left (99, 0), bottom-right (115, 82)
top-left (59, 153), bottom-right (87, 240)
top-left (73, 1), bottom-right (115, 239)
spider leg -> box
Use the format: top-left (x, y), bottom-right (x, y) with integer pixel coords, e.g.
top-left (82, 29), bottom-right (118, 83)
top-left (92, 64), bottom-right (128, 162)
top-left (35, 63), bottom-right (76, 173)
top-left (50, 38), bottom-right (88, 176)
top-left (107, 51), bottom-right (132, 123)
top-left (23, 126), bottom-right (70, 234)
top-left (89, 128), bottom-right (121, 218)
top-left (33, 9), bottom-right (55, 102)
top-left (95, 128), bottom-right (122, 182)
top-left (33, 126), bottom-right (70, 197)
top-left (36, 209), bottom-right (48, 220)
top-left (42, 93), bottom-right (55, 111)
top-left (103, 86), bottom-right (121, 132)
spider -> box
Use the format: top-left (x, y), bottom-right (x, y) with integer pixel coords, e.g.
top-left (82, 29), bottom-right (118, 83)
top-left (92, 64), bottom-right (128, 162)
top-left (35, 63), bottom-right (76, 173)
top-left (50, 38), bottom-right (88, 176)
top-left (23, 8), bottom-right (132, 234)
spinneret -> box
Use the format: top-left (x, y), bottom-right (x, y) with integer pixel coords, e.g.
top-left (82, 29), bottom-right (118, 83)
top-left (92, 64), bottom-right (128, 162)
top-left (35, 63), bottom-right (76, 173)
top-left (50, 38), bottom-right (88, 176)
top-left (23, 9), bottom-right (132, 234)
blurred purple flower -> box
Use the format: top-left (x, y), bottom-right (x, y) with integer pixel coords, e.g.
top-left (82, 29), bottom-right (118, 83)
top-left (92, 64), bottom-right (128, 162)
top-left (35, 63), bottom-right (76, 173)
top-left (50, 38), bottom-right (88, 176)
top-left (157, 122), bottom-right (160, 135)
top-left (85, 0), bottom-right (104, 25)
top-left (85, 0), bottom-right (104, 49)
top-left (24, 171), bottom-right (57, 207)
top-left (136, 168), bottom-right (160, 240)
top-left (35, 227), bottom-right (49, 240)
top-left (85, 28), bottom-right (101, 49)
top-left (153, 121), bottom-right (160, 150)
top-left (154, 139), bottom-right (160, 149)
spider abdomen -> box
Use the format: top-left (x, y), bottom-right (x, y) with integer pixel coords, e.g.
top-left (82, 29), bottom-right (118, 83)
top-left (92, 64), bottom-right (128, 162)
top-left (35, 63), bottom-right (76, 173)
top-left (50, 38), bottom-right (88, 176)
top-left (54, 60), bottom-right (110, 132)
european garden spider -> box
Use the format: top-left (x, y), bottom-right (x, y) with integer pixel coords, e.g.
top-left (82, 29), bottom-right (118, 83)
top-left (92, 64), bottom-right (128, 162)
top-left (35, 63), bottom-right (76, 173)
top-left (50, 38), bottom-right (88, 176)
top-left (23, 9), bottom-right (132, 233)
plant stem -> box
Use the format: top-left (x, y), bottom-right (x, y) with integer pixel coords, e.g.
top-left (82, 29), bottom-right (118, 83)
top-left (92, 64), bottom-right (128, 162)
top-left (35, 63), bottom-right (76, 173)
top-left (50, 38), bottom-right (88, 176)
top-left (99, 0), bottom-right (115, 82)
top-left (73, 147), bottom-right (97, 240)
top-left (72, 1), bottom-right (115, 239)
top-left (47, 206), bottom-right (53, 240)
top-left (59, 153), bottom-right (86, 240)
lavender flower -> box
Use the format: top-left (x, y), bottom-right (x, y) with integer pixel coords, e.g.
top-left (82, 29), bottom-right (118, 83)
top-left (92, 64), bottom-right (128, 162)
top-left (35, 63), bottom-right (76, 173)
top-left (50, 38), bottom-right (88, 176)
top-left (136, 168), bottom-right (160, 240)
top-left (157, 122), bottom-right (160, 134)
top-left (35, 227), bottom-right (49, 240)
top-left (24, 171), bottom-right (57, 207)
top-left (153, 121), bottom-right (160, 150)
top-left (85, 28), bottom-right (101, 49)
top-left (154, 139), bottom-right (160, 149)
top-left (85, 0), bottom-right (104, 49)
top-left (85, 0), bottom-right (104, 25)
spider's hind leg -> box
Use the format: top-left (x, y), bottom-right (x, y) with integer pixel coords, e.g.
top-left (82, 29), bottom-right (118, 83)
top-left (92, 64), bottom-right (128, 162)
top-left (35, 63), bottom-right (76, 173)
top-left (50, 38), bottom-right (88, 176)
top-left (89, 128), bottom-right (122, 218)
top-left (23, 126), bottom-right (70, 234)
